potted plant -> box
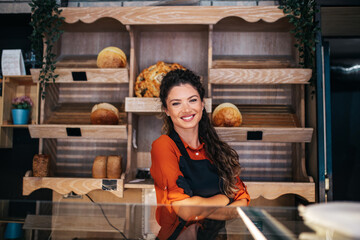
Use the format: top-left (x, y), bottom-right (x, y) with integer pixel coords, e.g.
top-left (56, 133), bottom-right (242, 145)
top-left (29, 0), bottom-right (64, 99)
top-left (11, 96), bottom-right (33, 125)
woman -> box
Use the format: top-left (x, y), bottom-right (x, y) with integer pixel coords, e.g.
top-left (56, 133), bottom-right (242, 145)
top-left (150, 69), bottom-right (250, 240)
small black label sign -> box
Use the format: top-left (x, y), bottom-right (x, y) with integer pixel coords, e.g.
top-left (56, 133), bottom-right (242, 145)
top-left (72, 72), bottom-right (87, 81)
top-left (247, 131), bottom-right (263, 141)
top-left (102, 179), bottom-right (117, 191)
top-left (66, 128), bottom-right (82, 137)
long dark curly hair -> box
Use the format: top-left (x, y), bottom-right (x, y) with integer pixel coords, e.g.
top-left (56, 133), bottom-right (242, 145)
top-left (159, 69), bottom-right (241, 197)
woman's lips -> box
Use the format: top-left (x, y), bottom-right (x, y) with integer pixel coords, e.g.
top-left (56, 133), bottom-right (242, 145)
top-left (181, 114), bottom-right (195, 121)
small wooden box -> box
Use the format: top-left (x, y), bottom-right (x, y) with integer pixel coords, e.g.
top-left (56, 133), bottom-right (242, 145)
top-left (1, 75), bottom-right (39, 126)
top-left (0, 75), bottom-right (39, 148)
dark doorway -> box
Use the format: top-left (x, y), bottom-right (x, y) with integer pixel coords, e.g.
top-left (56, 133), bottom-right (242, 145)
top-left (328, 38), bottom-right (360, 201)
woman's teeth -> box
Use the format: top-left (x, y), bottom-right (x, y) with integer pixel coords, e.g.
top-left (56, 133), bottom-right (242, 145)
top-left (181, 115), bottom-right (194, 120)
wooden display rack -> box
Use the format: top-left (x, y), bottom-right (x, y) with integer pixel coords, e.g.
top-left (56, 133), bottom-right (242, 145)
top-left (0, 75), bottom-right (39, 148)
top-left (24, 6), bottom-right (315, 204)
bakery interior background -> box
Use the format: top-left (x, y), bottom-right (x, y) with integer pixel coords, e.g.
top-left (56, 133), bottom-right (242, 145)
top-left (0, 0), bottom-right (359, 219)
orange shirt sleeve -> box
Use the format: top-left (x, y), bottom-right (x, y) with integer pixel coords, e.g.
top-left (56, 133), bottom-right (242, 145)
top-left (233, 177), bottom-right (251, 205)
top-left (150, 135), bottom-right (190, 204)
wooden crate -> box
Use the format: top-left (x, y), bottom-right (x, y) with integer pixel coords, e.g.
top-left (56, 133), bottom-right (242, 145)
top-left (0, 76), bottom-right (39, 148)
top-left (1, 75), bottom-right (39, 126)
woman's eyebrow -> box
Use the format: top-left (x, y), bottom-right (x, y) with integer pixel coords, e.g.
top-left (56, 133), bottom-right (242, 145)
top-left (169, 95), bottom-right (198, 103)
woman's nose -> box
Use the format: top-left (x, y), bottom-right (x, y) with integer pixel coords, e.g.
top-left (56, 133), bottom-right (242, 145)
top-left (182, 102), bottom-right (191, 112)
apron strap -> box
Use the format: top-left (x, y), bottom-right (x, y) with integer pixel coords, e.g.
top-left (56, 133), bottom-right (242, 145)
top-left (168, 130), bottom-right (191, 161)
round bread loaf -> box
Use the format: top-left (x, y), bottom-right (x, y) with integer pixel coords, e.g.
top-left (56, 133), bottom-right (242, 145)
top-left (135, 61), bottom-right (186, 97)
top-left (97, 46), bottom-right (127, 68)
top-left (107, 155), bottom-right (122, 179)
top-left (90, 103), bottom-right (120, 125)
top-left (212, 103), bottom-right (242, 127)
top-left (92, 156), bottom-right (107, 178)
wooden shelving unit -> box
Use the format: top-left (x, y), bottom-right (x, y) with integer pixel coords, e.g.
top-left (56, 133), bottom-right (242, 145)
top-left (23, 6), bottom-right (315, 204)
top-left (0, 75), bottom-right (39, 148)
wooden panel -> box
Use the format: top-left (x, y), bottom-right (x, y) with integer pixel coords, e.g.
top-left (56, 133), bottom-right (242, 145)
top-left (246, 182), bottom-right (315, 202)
top-left (125, 97), bottom-right (212, 113)
top-left (212, 56), bottom-right (294, 69)
top-left (59, 31), bottom-right (130, 56)
top-left (31, 68), bottom-right (129, 83)
top-left (209, 68), bottom-right (312, 84)
top-left (42, 138), bottom-right (127, 178)
top-left (23, 176), bottom-right (124, 198)
top-left (136, 30), bottom-right (209, 79)
top-left (212, 85), bottom-right (292, 105)
top-left (0, 127), bottom-right (12, 148)
top-left (57, 83), bottom-right (128, 103)
top-left (217, 127), bottom-right (313, 142)
top-left (29, 125), bottom-right (127, 139)
top-left (232, 142), bottom-right (292, 182)
top-left (61, 6), bottom-right (286, 25)
top-left (212, 32), bottom-right (293, 57)
top-left (24, 215), bottom-right (125, 232)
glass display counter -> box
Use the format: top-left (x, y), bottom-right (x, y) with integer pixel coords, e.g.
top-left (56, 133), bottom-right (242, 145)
top-left (0, 199), bottom-right (313, 240)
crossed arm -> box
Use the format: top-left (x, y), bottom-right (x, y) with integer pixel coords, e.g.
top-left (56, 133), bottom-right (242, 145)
top-left (172, 194), bottom-right (248, 221)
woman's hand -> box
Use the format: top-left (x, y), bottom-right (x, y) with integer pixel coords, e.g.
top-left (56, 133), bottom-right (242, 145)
top-left (205, 198), bottom-right (248, 220)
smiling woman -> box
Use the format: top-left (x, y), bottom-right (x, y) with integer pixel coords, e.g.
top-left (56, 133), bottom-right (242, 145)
top-left (150, 69), bottom-right (250, 240)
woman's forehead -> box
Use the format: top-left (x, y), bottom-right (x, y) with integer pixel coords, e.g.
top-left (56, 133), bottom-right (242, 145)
top-left (167, 83), bottom-right (199, 98)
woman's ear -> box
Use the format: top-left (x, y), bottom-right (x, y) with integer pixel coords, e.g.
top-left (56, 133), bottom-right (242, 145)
top-left (165, 108), bottom-right (170, 117)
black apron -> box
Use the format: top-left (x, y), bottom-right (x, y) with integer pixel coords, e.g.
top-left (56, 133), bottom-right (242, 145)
top-left (167, 130), bottom-right (226, 240)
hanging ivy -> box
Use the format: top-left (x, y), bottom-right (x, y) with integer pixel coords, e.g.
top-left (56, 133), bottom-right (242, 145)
top-left (279, 0), bottom-right (319, 72)
top-left (29, 0), bottom-right (64, 99)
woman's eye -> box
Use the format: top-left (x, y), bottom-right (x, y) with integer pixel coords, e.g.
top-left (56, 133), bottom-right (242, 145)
top-left (172, 102), bottom-right (180, 106)
top-left (190, 98), bottom-right (197, 103)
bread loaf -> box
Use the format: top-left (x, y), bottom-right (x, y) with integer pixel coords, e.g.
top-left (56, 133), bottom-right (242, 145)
top-left (107, 155), bottom-right (122, 179)
top-left (33, 154), bottom-right (50, 177)
top-left (92, 156), bottom-right (107, 178)
top-left (135, 61), bottom-right (186, 97)
top-left (97, 46), bottom-right (127, 68)
top-left (90, 103), bottom-right (120, 125)
top-left (212, 103), bottom-right (242, 127)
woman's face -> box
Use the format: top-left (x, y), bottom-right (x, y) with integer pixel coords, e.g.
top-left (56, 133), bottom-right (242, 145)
top-left (165, 83), bottom-right (204, 132)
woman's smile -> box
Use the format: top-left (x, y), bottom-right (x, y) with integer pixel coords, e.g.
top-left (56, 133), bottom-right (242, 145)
top-left (181, 114), bottom-right (195, 121)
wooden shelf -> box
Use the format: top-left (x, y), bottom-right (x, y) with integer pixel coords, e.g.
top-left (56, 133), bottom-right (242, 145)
top-left (212, 55), bottom-right (295, 69)
top-left (213, 105), bottom-right (313, 142)
top-left (247, 181), bottom-right (315, 202)
top-left (23, 173), bottom-right (124, 198)
top-left (216, 127), bottom-right (313, 143)
top-left (28, 124), bottom-right (127, 139)
top-left (42, 103), bottom-right (126, 125)
top-left (124, 179), bottom-right (154, 189)
top-left (123, 179), bottom-right (315, 203)
top-left (1, 123), bottom-right (33, 128)
top-left (209, 68), bottom-right (312, 84)
top-left (125, 97), bottom-right (212, 114)
top-left (30, 66), bottom-right (129, 83)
